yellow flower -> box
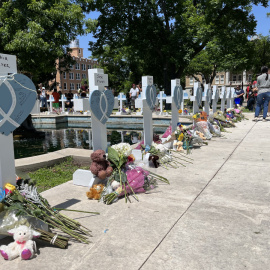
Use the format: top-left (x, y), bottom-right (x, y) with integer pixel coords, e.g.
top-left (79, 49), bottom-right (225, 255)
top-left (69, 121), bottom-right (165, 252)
top-left (4, 183), bottom-right (16, 192)
top-left (164, 110), bottom-right (167, 112)
top-left (178, 109), bottom-right (182, 113)
top-left (178, 133), bottom-right (184, 141)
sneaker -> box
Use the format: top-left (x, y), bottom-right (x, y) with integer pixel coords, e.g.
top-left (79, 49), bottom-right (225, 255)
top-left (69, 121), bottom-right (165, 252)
top-left (262, 118), bottom-right (267, 122)
top-left (253, 117), bottom-right (259, 122)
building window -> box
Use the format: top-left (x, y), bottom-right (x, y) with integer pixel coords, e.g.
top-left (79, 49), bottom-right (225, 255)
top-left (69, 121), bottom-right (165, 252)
top-left (233, 75), bottom-right (237, 81)
top-left (63, 72), bottom-right (66, 79)
top-left (238, 75), bottom-right (242, 81)
top-left (220, 75), bottom-right (224, 84)
top-left (87, 64), bottom-right (91, 70)
top-left (82, 73), bottom-right (86, 79)
top-left (69, 73), bottom-right (74, 80)
top-left (215, 75), bottom-right (219, 84)
top-left (75, 63), bottom-right (80, 70)
top-left (79, 49), bottom-right (81, 54)
top-left (81, 64), bottom-right (86, 71)
top-left (70, 83), bottom-right (75, 90)
top-left (70, 64), bottom-right (74, 69)
top-left (76, 83), bottom-right (81, 90)
top-left (76, 73), bottom-right (80, 80)
top-left (190, 77), bottom-right (194, 85)
top-left (63, 83), bottom-right (67, 90)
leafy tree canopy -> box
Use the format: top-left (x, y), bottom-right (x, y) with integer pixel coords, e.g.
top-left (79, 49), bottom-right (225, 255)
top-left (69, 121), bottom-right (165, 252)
top-left (87, 0), bottom-right (268, 93)
top-left (0, 0), bottom-right (90, 84)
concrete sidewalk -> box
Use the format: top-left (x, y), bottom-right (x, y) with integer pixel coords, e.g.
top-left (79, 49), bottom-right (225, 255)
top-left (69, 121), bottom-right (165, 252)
top-left (1, 116), bottom-right (270, 270)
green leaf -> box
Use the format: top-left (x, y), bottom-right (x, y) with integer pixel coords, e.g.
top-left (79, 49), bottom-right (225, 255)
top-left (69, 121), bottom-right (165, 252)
top-left (108, 147), bottom-right (120, 167)
top-left (118, 156), bottom-right (127, 168)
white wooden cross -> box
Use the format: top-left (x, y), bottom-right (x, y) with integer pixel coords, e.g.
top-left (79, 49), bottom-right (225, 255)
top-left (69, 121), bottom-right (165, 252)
top-left (190, 82), bottom-right (202, 114)
top-left (157, 91), bottom-right (167, 115)
top-left (116, 92), bottom-right (126, 115)
top-left (142, 76), bottom-right (155, 146)
top-left (0, 54), bottom-right (25, 188)
top-left (171, 79), bottom-right (181, 131)
top-left (48, 95), bottom-right (54, 113)
top-left (212, 85), bottom-right (219, 113)
top-left (202, 83), bottom-right (211, 115)
top-left (135, 94), bottom-right (143, 115)
top-left (59, 94), bottom-right (67, 112)
top-left (88, 68), bottom-right (109, 151)
top-left (220, 86), bottom-right (226, 112)
top-left (226, 86), bottom-right (233, 109)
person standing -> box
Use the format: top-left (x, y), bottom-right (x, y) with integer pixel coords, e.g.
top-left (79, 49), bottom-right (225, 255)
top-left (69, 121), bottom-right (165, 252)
top-left (40, 85), bottom-right (48, 108)
top-left (129, 83), bottom-right (139, 111)
top-left (52, 88), bottom-right (60, 109)
top-left (253, 66), bottom-right (270, 122)
top-left (234, 85), bottom-right (245, 106)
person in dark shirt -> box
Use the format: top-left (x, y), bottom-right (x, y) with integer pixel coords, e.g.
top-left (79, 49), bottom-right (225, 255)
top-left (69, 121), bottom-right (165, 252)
top-left (234, 85), bottom-right (244, 106)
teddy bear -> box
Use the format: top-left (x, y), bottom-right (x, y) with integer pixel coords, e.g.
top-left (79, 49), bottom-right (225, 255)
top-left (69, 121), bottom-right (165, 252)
top-left (90, 149), bottom-right (113, 180)
top-left (173, 141), bottom-right (184, 152)
top-left (86, 184), bottom-right (105, 200)
top-left (0, 225), bottom-right (40, 261)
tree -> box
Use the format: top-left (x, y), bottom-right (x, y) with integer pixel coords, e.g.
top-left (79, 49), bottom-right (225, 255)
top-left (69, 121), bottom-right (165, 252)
top-left (0, 0), bottom-right (86, 84)
top-left (246, 35), bottom-right (270, 78)
top-left (184, 38), bottom-right (251, 84)
top-left (93, 45), bottom-right (144, 94)
top-left (87, 0), bottom-right (268, 94)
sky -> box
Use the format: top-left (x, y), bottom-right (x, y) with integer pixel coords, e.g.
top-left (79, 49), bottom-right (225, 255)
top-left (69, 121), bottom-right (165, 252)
top-left (77, 4), bottom-right (270, 59)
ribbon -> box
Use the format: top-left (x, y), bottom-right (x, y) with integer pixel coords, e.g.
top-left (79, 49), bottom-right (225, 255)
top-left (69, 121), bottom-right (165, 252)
top-left (149, 85), bottom-right (156, 109)
top-left (0, 78), bottom-right (20, 128)
top-left (16, 241), bottom-right (26, 249)
top-left (99, 91), bottom-right (109, 123)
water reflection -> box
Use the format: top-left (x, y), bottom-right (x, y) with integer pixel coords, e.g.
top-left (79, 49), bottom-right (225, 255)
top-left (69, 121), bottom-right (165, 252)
top-left (13, 128), bottom-right (150, 159)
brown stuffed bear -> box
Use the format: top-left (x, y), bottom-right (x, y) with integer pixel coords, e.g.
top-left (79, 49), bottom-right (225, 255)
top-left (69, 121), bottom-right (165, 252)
top-left (86, 184), bottom-right (105, 200)
top-left (90, 149), bottom-right (113, 180)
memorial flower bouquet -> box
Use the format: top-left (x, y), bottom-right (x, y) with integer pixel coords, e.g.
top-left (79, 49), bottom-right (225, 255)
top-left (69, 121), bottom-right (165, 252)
top-left (213, 110), bottom-right (235, 128)
top-left (101, 143), bottom-right (169, 204)
top-left (0, 180), bottom-right (97, 246)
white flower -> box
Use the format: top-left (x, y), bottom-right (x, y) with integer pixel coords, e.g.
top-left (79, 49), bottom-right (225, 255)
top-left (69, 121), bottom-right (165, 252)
top-left (111, 143), bottom-right (132, 157)
top-left (111, 181), bottom-right (120, 190)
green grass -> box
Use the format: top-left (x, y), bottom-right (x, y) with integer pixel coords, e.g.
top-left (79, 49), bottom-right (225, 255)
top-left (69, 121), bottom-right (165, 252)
top-left (28, 157), bottom-right (89, 193)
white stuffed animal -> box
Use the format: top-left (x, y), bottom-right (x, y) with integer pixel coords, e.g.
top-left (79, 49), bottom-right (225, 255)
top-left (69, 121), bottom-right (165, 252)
top-left (0, 225), bottom-right (40, 260)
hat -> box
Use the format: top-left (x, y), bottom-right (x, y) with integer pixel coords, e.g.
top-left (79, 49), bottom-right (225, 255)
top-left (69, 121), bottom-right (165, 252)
top-left (42, 87), bottom-right (45, 89)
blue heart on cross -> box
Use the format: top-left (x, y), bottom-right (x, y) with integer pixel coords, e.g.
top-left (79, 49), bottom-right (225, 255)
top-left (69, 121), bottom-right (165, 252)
top-left (214, 89), bottom-right (219, 103)
top-left (173, 86), bottom-right (183, 110)
top-left (0, 74), bottom-right (37, 136)
top-left (206, 88), bottom-right (212, 104)
top-left (89, 90), bottom-right (114, 124)
top-left (196, 86), bottom-right (202, 106)
top-left (145, 85), bottom-right (157, 110)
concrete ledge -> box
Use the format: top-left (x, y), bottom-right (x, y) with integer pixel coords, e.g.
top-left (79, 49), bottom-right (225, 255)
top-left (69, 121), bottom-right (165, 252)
top-left (15, 148), bottom-right (92, 172)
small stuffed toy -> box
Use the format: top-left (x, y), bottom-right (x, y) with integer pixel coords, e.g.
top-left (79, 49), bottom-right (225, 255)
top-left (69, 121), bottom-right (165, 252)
top-left (173, 141), bottom-right (184, 152)
top-left (86, 184), bottom-right (105, 200)
top-left (90, 150), bottom-right (113, 180)
top-left (0, 225), bottom-right (40, 260)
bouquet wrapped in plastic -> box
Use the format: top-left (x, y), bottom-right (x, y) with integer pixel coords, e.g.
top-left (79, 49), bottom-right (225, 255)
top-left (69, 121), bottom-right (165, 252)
top-left (195, 121), bottom-right (212, 140)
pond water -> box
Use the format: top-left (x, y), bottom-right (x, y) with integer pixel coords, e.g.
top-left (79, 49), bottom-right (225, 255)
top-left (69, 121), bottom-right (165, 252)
top-left (13, 128), bottom-right (165, 159)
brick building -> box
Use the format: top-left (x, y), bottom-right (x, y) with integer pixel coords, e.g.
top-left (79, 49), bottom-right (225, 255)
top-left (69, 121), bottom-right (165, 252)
top-left (55, 39), bottom-right (98, 93)
top-left (185, 71), bottom-right (254, 91)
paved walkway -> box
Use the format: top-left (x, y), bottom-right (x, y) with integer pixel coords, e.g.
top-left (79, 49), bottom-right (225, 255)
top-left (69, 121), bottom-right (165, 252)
top-left (2, 115), bottom-right (270, 270)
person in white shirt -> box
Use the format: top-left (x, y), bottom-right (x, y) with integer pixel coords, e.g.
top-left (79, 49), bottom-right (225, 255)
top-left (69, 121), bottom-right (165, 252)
top-left (39, 85), bottom-right (48, 107)
top-left (129, 83), bottom-right (139, 111)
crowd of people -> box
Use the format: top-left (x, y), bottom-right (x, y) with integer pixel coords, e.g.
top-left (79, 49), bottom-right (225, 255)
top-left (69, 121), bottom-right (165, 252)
top-left (37, 81), bottom-right (89, 110)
